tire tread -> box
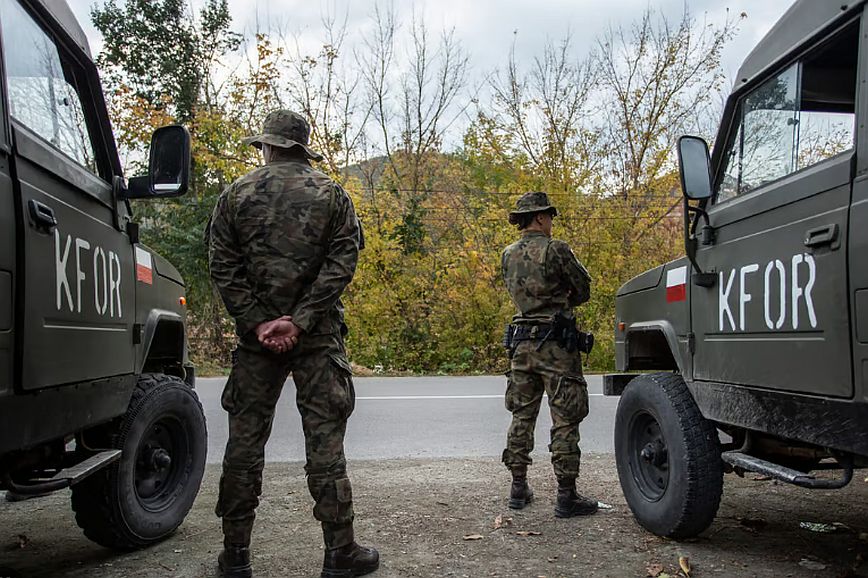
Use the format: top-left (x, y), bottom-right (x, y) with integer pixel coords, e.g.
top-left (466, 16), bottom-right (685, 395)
top-left (618, 372), bottom-right (723, 539)
top-left (70, 373), bottom-right (205, 550)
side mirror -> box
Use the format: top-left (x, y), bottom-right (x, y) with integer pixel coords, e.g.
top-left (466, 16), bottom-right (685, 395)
top-left (677, 135), bottom-right (718, 287)
top-left (125, 125), bottom-right (191, 199)
top-left (677, 135), bottom-right (713, 201)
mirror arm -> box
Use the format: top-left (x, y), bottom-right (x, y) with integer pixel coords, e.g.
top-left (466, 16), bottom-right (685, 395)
top-left (688, 204), bottom-right (716, 247)
top-left (684, 203), bottom-right (717, 288)
top-left (110, 175), bottom-right (124, 231)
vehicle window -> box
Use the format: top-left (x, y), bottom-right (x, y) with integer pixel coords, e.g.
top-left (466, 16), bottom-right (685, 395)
top-left (718, 22), bottom-right (858, 203)
top-left (0, 0), bottom-right (98, 174)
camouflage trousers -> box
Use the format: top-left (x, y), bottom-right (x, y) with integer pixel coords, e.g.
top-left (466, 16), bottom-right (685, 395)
top-left (502, 340), bottom-right (590, 479)
top-left (216, 333), bottom-right (356, 550)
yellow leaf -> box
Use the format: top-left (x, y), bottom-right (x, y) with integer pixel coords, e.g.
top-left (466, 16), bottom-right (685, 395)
top-left (678, 556), bottom-right (690, 576)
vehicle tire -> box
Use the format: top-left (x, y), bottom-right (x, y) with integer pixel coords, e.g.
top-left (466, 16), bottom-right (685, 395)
top-left (614, 372), bottom-right (723, 539)
top-left (71, 373), bottom-right (207, 550)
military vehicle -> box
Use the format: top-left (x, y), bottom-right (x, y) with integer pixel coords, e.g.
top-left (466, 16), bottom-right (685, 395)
top-left (0, 0), bottom-right (206, 549)
top-left (604, 0), bottom-right (868, 539)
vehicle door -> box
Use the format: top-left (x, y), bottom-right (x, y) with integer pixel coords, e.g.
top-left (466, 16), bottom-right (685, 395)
top-left (691, 19), bottom-right (858, 397)
top-left (0, 0), bottom-right (134, 390)
top-left (851, 8), bottom-right (868, 405)
top-left (0, 58), bottom-right (12, 398)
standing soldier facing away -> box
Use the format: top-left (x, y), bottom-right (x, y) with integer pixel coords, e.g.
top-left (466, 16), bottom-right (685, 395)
top-left (208, 110), bottom-right (379, 578)
top-left (501, 192), bottom-right (598, 518)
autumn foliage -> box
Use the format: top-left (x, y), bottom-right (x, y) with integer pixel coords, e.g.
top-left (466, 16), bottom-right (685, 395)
top-left (92, 0), bottom-right (738, 374)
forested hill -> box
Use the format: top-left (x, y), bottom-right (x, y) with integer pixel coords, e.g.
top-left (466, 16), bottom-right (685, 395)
top-left (93, 0), bottom-right (735, 374)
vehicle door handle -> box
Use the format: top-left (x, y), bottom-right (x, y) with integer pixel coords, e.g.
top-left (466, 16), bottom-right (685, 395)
top-left (804, 224), bottom-right (839, 249)
top-left (28, 200), bottom-right (58, 233)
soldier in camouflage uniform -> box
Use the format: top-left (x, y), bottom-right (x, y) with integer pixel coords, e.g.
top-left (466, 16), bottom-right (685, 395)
top-left (208, 110), bottom-right (379, 578)
top-left (501, 192), bottom-right (599, 518)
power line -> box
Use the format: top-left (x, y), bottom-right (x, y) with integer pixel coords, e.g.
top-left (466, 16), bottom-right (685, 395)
top-left (354, 187), bottom-right (680, 198)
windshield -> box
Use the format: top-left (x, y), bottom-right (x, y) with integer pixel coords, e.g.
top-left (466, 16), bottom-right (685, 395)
top-left (717, 21), bottom-right (858, 203)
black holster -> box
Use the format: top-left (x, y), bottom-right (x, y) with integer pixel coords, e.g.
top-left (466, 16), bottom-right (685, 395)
top-left (552, 313), bottom-right (594, 355)
top-left (503, 324), bottom-right (517, 358)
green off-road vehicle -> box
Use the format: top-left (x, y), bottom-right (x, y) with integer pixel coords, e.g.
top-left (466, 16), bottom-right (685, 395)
top-left (605, 0), bottom-right (868, 538)
top-left (0, 0), bottom-right (206, 549)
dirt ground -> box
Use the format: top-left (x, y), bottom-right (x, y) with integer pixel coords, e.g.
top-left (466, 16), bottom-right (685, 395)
top-left (1, 455), bottom-right (867, 577)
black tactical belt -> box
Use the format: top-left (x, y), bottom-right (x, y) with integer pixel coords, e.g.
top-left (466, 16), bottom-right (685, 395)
top-left (511, 324), bottom-right (554, 341)
top-left (503, 319), bottom-right (594, 356)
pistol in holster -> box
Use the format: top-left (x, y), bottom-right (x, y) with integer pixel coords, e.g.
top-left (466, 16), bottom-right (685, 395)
top-left (502, 324), bottom-right (517, 358)
top-left (552, 313), bottom-right (595, 355)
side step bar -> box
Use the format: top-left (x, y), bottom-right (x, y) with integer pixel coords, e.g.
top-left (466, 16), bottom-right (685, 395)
top-left (52, 449), bottom-right (122, 485)
top-left (3, 450), bottom-right (122, 496)
top-left (721, 451), bottom-right (853, 489)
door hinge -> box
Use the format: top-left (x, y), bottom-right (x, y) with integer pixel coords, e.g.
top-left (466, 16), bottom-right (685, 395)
top-left (126, 221), bottom-right (140, 244)
top-left (688, 332), bottom-right (696, 355)
top-left (132, 324), bottom-right (144, 345)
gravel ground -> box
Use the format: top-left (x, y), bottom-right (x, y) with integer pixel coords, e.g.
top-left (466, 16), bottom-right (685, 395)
top-left (1, 456), bottom-right (867, 577)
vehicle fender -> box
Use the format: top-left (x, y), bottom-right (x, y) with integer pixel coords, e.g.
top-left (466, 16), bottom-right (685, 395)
top-left (623, 320), bottom-right (685, 374)
top-left (137, 309), bottom-right (186, 374)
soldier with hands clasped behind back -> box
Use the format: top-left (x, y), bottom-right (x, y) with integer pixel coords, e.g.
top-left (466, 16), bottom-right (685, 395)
top-left (208, 110), bottom-right (378, 578)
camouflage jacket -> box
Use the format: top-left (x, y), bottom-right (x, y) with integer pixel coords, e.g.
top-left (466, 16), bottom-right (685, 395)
top-left (208, 159), bottom-right (361, 337)
top-left (501, 231), bottom-right (592, 324)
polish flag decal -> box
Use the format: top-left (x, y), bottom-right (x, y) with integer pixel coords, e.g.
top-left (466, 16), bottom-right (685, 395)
top-left (666, 266), bottom-right (687, 303)
top-left (135, 247), bottom-right (153, 285)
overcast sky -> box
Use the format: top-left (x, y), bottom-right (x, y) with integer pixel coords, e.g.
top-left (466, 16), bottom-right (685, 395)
top-left (62, 0), bottom-right (795, 153)
top-left (66, 0), bottom-right (794, 82)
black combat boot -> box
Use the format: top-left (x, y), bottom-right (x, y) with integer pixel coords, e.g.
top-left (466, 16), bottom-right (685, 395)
top-left (218, 545), bottom-right (252, 578)
top-left (321, 542), bottom-right (380, 577)
top-left (554, 477), bottom-right (598, 518)
top-left (508, 466), bottom-right (534, 510)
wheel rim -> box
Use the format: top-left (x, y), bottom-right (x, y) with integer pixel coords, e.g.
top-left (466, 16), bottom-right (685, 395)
top-left (134, 415), bottom-right (188, 512)
top-left (627, 411), bottom-right (670, 501)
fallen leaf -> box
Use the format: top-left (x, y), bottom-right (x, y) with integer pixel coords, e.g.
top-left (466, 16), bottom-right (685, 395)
top-left (493, 515), bottom-right (513, 530)
top-left (463, 534), bottom-right (483, 541)
top-left (658, 574), bottom-right (672, 578)
top-left (436, 501), bottom-right (449, 507)
top-left (679, 556), bottom-right (691, 576)
top-left (799, 558), bottom-right (827, 571)
top-left (516, 531), bottom-right (542, 537)
top-left (800, 521), bottom-right (852, 534)
top-left (646, 563), bottom-right (664, 576)
top-left (173, 549), bottom-right (183, 554)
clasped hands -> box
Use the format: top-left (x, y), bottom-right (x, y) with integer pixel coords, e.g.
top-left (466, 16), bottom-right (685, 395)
top-left (255, 316), bottom-right (302, 354)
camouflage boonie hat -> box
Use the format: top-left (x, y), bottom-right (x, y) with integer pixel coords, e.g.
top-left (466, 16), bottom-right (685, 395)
top-left (242, 110), bottom-right (324, 161)
top-left (508, 192), bottom-right (558, 224)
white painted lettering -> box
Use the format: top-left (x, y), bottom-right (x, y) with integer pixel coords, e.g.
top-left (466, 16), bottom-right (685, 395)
top-left (93, 247), bottom-right (107, 315)
top-left (110, 252), bottom-right (122, 318)
top-left (804, 254), bottom-right (817, 328)
top-left (74, 238), bottom-right (90, 313)
top-left (792, 254), bottom-right (804, 329)
top-left (739, 264), bottom-right (760, 331)
top-left (719, 269), bottom-right (736, 331)
top-left (763, 260), bottom-right (786, 330)
top-left (54, 231), bottom-right (73, 312)
top-left (53, 228), bottom-right (124, 319)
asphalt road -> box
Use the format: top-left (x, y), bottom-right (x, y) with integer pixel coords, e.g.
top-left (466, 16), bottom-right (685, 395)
top-left (197, 374), bottom-right (618, 464)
